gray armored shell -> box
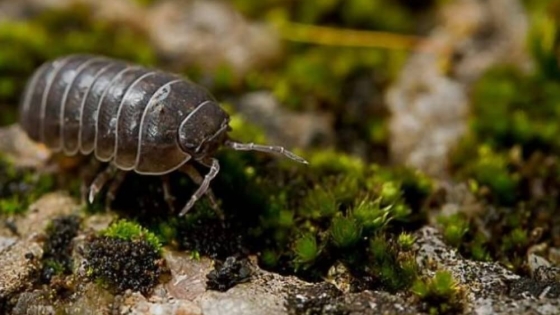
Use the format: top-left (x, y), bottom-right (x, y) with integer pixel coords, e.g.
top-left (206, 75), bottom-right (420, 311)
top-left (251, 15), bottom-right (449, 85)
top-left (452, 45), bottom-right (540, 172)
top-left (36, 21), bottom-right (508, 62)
top-left (18, 54), bottom-right (219, 175)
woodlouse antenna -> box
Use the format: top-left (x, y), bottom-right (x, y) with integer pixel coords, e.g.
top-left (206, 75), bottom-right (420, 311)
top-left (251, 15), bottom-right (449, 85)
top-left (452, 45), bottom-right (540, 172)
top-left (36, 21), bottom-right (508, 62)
top-left (224, 140), bottom-right (309, 164)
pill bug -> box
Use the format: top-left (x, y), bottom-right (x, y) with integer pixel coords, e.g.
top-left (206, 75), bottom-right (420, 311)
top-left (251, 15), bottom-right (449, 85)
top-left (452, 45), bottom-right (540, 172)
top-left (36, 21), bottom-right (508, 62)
top-left (18, 53), bottom-right (308, 216)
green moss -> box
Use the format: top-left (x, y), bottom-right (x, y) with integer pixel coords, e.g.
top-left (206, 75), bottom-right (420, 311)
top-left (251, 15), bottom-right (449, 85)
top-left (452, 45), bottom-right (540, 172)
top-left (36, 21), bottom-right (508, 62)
top-left (445, 5), bottom-right (560, 272)
top-left (397, 232), bottom-right (416, 251)
top-left (352, 197), bottom-right (391, 231)
top-left (437, 214), bottom-right (469, 249)
top-left (101, 219), bottom-right (162, 253)
top-left (367, 234), bottom-right (418, 292)
top-left (329, 215), bottom-right (361, 248)
top-left (293, 233), bottom-right (321, 270)
top-left (209, 147), bottom-right (432, 285)
top-left (445, 13), bottom-right (560, 269)
top-left (0, 0), bottom-right (443, 293)
top-left (106, 142), bottom-right (428, 287)
top-left (83, 235), bottom-right (165, 295)
top-left (0, 154), bottom-right (55, 216)
top-left (411, 270), bottom-right (465, 315)
top-left (298, 186), bottom-right (339, 220)
top-left (525, 0), bottom-right (560, 81)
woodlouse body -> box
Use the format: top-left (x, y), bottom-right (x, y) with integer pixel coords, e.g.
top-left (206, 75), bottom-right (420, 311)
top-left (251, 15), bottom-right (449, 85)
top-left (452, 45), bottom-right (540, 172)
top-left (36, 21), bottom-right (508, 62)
top-left (18, 53), bottom-right (308, 216)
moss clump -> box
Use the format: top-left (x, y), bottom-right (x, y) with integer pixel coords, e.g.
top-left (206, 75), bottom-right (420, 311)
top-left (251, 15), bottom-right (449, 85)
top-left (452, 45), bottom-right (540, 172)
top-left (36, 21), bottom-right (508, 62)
top-left (293, 233), bottom-right (322, 271)
top-left (0, 154), bottom-right (55, 215)
top-left (411, 270), bottom-right (465, 315)
top-left (329, 215), bottom-right (362, 249)
top-left (83, 235), bottom-right (165, 295)
top-left (82, 219), bottom-right (165, 294)
top-left (101, 219), bottom-right (162, 253)
top-left (193, 128), bottom-right (432, 288)
top-left (112, 114), bottom-right (432, 289)
top-left (41, 215), bottom-right (81, 283)
top-left (108, 115), bottom-right (432, 291)
top-left (366, 234), bottom-right (418, 292)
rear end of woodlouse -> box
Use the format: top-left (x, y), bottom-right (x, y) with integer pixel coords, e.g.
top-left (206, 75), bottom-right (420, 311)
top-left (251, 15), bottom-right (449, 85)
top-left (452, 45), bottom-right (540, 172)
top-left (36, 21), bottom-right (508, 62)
top-left (18, 53), bottom-right (308, 217)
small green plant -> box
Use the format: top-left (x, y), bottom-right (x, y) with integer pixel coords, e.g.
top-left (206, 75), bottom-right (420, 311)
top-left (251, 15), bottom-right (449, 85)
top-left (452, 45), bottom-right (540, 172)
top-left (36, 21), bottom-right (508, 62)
top-left (102, 219), bottom-right (162, 253)
top-left (437, 214), bottom-right (470, 249)
top-left (397, 232), bottom-right (416, 251)
top-left (293, 233), bottom-right (321, 270)
top-left (0, 196), bottom-right (25, 215)
top-left (411, 270), bottom-right (465, 315)
top-left (352, 197), bottom-right (392, 231)
top-left (298, 186), bottom-right (339, 220)
top-left (367, 235), bottom-right (418, 292)
top-left (329, 215), bottom-right (362, 248)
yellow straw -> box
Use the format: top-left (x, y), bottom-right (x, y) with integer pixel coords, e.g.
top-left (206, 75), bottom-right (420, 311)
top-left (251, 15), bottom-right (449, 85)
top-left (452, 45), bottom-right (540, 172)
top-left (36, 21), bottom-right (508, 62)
top-left (273, 21), bottom-right (445, 55)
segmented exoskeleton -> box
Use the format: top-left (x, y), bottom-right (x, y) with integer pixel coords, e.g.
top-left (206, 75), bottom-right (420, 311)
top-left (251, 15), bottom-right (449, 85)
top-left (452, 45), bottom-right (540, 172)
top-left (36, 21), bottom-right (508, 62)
top-left (18, 53), bottom-right (308, 216)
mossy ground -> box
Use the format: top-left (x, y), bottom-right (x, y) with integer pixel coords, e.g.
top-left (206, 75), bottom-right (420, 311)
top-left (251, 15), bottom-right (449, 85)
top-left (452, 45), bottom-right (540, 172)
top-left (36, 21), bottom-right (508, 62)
top-left (440, 0), bottom-right (560, 277)
top-left (1, 0), bottom-right (560, 314)
top-left (0, 153), bottom-right (55, 216)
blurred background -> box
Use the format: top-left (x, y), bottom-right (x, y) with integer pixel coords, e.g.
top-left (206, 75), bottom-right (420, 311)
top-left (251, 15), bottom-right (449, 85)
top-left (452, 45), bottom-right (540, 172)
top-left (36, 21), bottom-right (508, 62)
top-left (0, 0), bottom-right (548, 178)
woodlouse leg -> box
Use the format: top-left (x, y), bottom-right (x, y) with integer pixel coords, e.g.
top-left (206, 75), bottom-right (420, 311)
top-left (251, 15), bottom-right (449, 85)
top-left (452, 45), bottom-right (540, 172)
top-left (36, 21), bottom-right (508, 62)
top-left (104, 170), bottom-right (127, 210)
top-left (80, 158), bottom-right (103, 204)
top-left (161, 174), bottom-right (176, 213)
top-left (224, 140), bottom-right (309, 164)
top-left (179, 158), bottom-right (221, 217)
top-left (88, 164), bottom-right (118, 204)
top-left (179, 163), bottom-right (222, 218)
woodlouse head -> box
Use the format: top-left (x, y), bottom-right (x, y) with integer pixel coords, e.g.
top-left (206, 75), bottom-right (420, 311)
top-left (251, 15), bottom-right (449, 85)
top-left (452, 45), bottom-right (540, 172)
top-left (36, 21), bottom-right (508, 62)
top-left (177, 100), bottom-right (309, 165)
top-left (177, 100), bottom-right (230, 160)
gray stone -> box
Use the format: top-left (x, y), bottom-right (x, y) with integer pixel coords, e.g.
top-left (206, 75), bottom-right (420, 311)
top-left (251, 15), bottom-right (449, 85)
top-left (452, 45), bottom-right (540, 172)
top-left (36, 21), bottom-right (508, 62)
top-left (0, 237), bottom-right (43, 300)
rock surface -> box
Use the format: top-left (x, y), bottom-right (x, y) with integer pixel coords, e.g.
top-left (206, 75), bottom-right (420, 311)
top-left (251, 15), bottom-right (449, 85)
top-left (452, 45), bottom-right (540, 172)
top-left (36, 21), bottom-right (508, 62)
top-left (414, 227), bottom-right (560, 315)
top-left (1, 125), bottom-right (560, 314)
